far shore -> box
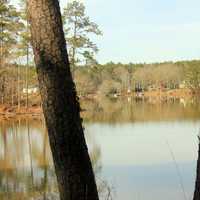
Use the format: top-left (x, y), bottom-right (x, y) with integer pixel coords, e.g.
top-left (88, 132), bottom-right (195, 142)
top-left (0, 106), bottom-right (43, 119)
top-left (0, 88), bottom-right (198, 118)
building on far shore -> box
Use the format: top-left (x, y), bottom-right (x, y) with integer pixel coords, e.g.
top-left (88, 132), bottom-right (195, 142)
top-left (22, 86), bottom-right (39, 94)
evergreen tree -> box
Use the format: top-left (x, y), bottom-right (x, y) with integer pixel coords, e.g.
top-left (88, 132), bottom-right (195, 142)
top-left (0, 0), bottom-right (22, 67)
top-left (63, 0), bottom-right (102, 71)
top-left (0, 0), bottom-right (22, 104)
top-left (18, 0), bottom-right (32, 59)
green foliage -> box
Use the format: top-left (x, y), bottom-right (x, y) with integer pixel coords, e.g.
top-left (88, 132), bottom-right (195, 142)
top-left (63, 0), bottom-right (102, 68)
top-left (16, 0), bottom-right (34, 65)
top-left (0, 0), bottom-right (23, 65)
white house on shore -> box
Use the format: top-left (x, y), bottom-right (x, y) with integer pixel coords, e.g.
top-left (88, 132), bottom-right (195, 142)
top-left (22, 87), bottom-right (39, 94)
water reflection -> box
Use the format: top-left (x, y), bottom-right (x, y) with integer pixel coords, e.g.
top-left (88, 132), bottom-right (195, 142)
top-left (0, 98), bottom-right (200, 200)
top-left (0, 119), bottom-right (56, 200)
top-left (0, 118), bottom-right (113, 200)
top-left (81, 97), bottom-right (200, 123)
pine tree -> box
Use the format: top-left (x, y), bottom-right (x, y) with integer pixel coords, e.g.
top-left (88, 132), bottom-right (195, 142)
top-left (18, 0), bottom-right (32, 59)
top-left (63, 0), bottom-right (102, 72)
top-left (0, 0), bottom-right (23, 104)
top-left (0, 0), bottom-right (22, 67)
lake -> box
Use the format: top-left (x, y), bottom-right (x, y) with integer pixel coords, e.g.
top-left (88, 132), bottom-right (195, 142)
top-left (0, 97), bottom-right (200, 200)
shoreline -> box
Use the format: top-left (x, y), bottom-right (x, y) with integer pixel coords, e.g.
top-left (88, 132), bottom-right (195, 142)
top-left (0, 106), bottom-right (43, 119)
top-left (0, 88), bottom-right (198, 117)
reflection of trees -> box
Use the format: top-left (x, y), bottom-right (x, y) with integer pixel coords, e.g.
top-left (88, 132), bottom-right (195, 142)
top-left (0, 119), bottom-right (57, 199)
top-left (87, 129), bottom-right (114, 200)
top-left (27, 120), bottom-right (34, 188)
top-left (98, 179), bottom-right (114, 200)
top-left (81, 97), bottom-right (200, 123)
top-left (0, 119), bottom-right (114, 200)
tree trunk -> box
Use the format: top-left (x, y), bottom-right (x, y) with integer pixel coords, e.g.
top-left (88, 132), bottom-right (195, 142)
top-left (25, 41), bottom-right (29, 109)
top-left (193, 137), bottom-right (200, 200)
top-left (27, 1), bottom-right (99, 200)
top-left (17, 64), bottom-right (21, 109)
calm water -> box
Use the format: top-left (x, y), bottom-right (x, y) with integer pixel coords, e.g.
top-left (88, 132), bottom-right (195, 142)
top-left (0, 97), bottom-right (200, 200)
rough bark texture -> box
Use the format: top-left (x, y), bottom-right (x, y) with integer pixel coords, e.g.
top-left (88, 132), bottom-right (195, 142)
top-left (193, 137), bottom-right (200, 200)
top-left (27, 1), bottom-right (99, 200)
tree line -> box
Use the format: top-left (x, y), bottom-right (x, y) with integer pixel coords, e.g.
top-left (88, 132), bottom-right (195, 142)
top-left (2, 59), bottom-right (200, 107)
top-left (72, 60), bottom-right (200, 97)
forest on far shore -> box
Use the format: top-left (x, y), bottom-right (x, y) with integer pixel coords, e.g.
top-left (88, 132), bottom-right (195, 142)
top-left (1, 59), bottom-right (200, 108)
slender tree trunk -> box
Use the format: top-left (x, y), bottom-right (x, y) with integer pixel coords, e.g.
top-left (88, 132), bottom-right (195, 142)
top-left (11, 78), bottom-right (14, 106)
top-left (28, 1), bottom-right (99, 200)
top-left (25, 17), bottom-right (30, 109)
top-left (0, 18), bottom-right (4, 105)
top-left (193, 137), bottom-right (200, 200)
top-left (25, 43), bottom-right (29, 109)
top-left (17, 64), bottom-right (21, 109)
top-left (0, 22), bottom-right (3, 70)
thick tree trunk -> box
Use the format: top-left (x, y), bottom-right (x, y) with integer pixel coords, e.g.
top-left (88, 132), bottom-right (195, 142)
top-left (27, 1), bottom-right (99, 200)
top-left (193, 137), bottom-right (200, 200)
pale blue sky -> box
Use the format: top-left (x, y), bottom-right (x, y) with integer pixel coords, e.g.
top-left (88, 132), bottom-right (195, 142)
top-left (13, 0), bottom-right (200, 63)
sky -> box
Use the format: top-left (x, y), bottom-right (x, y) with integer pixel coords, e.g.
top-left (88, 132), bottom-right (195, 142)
top-left (13, 0), bottom-right (200, 64)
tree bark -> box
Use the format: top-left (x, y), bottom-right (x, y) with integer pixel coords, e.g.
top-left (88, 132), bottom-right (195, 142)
top-left (193, 137), bottom-right (200, 200)
top-left (27, 1), bottom-right (99, 200)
